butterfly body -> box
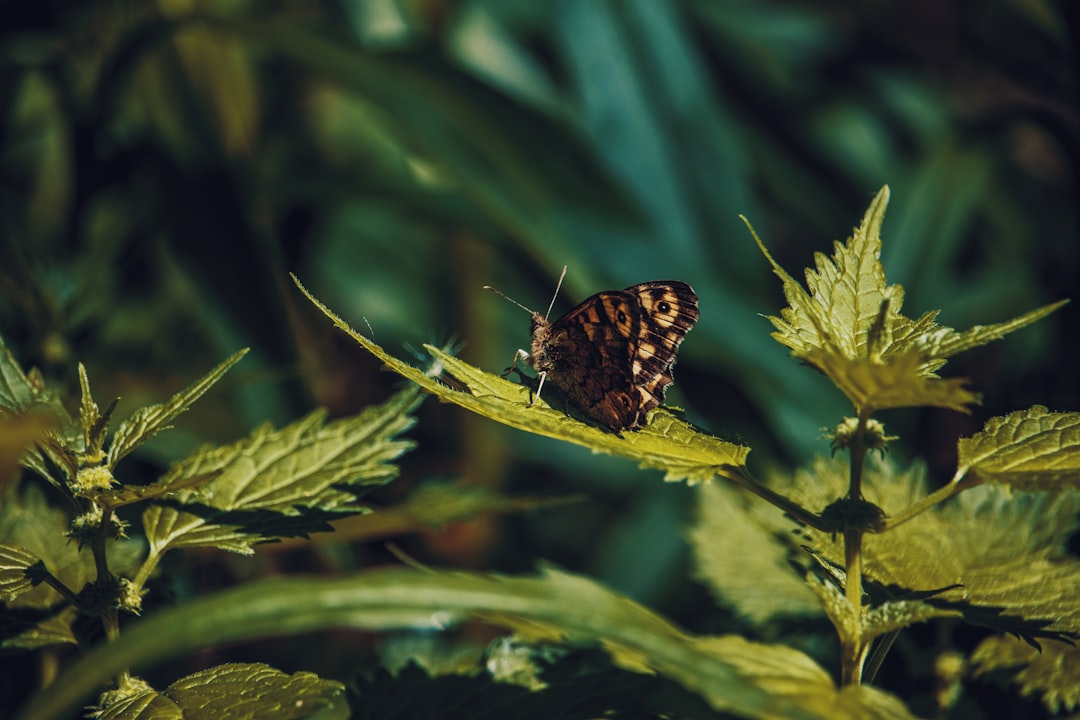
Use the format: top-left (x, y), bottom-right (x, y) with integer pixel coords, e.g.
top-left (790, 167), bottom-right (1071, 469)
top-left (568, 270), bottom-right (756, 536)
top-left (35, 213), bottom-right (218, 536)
top-left (517, 281), bottom-right (700, 432)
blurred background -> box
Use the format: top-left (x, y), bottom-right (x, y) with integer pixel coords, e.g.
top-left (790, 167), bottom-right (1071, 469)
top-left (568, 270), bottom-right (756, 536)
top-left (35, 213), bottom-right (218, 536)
top-left (0, 0), bottom-right (1076, 713)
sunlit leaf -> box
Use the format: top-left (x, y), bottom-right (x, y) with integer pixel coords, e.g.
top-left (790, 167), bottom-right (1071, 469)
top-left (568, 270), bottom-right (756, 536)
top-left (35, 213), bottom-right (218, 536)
top-left (20, 568), bottom-right (915, 720)
top-left (806, 347), bottom-right (977, 413)
top-left (957, 406), bottom-right (1080, 490)
top-left (107, 349), bottom-right (249, 469)
top-left (0, 543), bottom-right (42, 603)
top-left (141, 388), bottom-right (420, 557)
top-left (93, 663), bottom-right (346, 720)
top-left (785, 456), bottom-right (1080, 642)
top-left (971, 636), bottom-right (1080, 714)
top-left (293, 274), bottom-right (749, 485)
top-left (689, 480), bottom-right (821, 624)
top-left (752, 186), bottom-right (1066, 413)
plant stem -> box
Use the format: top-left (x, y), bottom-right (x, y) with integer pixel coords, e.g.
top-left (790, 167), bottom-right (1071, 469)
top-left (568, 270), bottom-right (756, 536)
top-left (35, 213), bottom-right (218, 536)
top-left (841, 408), bottom-right (872, 685)
top-left (882, 471), bottom-right (983, 531)
top-left (723, 466), bottom-right (828, 531)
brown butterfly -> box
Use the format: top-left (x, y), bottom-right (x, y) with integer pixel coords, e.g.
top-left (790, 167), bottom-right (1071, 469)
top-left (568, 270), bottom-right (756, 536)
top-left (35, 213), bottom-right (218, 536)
top-left (484, 268), bottom-right (700, 432)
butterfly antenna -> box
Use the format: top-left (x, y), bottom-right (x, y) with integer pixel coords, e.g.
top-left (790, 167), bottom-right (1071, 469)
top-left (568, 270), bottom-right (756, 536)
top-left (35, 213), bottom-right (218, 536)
top-left (482, 285), bottom-right (535, 315)
top-left (544, 265), bottom-right (568, 321)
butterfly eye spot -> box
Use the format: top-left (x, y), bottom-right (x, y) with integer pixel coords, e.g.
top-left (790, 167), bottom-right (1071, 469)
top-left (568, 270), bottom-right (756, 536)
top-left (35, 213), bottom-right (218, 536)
top-left (657, 301), bottom-right (671, 313)
top-left (617, 310), bottom-right (627, 323)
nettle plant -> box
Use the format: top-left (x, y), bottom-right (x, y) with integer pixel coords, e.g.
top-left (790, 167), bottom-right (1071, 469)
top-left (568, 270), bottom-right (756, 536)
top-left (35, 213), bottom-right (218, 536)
top-left (4, 186), bottom-right (1078, 720)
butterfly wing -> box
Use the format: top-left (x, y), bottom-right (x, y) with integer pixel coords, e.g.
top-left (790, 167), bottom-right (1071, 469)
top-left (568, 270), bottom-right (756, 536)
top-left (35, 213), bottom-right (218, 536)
top-left (542, 290), bottom-right (643, 430)
top-left (623, 281), bottom-right (700, 417)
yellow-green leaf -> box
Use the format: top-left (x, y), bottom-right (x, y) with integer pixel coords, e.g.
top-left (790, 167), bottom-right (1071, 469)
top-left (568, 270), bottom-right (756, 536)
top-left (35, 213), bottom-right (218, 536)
top-left (292, 274), bottom-right (749, 484)
top-left (690, 481), bottom-right (821, 624)
top-left (107, 349), bottom-right (249, 469)
top-left (750, 186), bottom-right (1066, 415)
top-left (971, 636), bottom-right (1080, 714)
top-left (21, 567), bottom-right (916, 720)
top-left (806, 347), bottom-right (978, 413)
top-left (0, 543), bottom-right (41, 603)
top-left (957, 406), bottom-right (1080, 490)
top-left (141, 388), bottom-right (419, 557)
top-left (92, 664), bottom-right (346, 720)
top-left (785, 456), bottom-right (1080, 642)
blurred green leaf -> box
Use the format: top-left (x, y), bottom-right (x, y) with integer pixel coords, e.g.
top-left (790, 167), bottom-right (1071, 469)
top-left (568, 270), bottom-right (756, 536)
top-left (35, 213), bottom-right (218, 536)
top-left (17, 567), bottom-right (916, 720)
top-left (971, 636), bottom-right (1080, 714)
top-left (690, 480), bottom-right (821, 624)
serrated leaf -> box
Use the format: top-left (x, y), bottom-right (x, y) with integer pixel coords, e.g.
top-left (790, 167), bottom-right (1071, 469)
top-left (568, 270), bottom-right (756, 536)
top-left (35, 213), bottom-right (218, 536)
top-left (19, 567), bottom-right (916, 720)
top-left (689, 481), bottom-right (821, 624)
top-left (971, 636), bottom-right (1080, 714)
top-left (293, 275), bottom-right (749, 484)
top-left (107, 349), bottom-right (249, 469)
top-left (784, 456), bottom-right (1080, 642)
top-left (93, 664), bottom-right (346, 720)
top-left (861, 600), bottom-right (958, 641)
top-left (0, 543), bottom-right (43, 603)
top-left (141, 388), bottom-right (419, 556)
top-left (0, 336), bottom-right (53, 412)
top-left (957, 406), bottom-right (1080, 490)
top-left (752, 186), bottom-right (1066, 413)
top-left (806, 347), bottom-right (978, 413)
top-left (915, 300), bottom-right (1069, 359)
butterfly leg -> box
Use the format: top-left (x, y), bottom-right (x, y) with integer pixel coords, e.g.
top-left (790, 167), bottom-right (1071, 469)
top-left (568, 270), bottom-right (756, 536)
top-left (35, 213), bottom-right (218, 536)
top-left (500, 349), bottom-right (543, 407)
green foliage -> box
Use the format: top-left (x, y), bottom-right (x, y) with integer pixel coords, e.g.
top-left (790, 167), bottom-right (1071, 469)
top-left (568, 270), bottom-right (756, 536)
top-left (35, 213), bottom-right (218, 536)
top-left (0, 1), bottom-right (1074, 716)
top-left (0, 339), bottom-right (426, 715)
top-left (91, 664), bottom-right (347, 720)
top-left (17, 567), bottom-right (915, 720)
top-left (971, 637), bottom-right (1080, 714)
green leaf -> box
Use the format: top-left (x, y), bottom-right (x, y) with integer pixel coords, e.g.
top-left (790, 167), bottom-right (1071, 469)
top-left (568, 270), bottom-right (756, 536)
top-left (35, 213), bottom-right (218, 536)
top-left (751, 186), bottom-right (1066, 413)
top-left (971, 636), bottom-right (1080, 714)
top-left (785, 456), bottom-right (1080, 642)
top-left (689, 481), bottom-right (821, 624)
top-left (141, 388), bottom-right (420, 557)
top-left (107, 349), bottom-right (249, 469)
top-left (93, 664), bottom-right (347, 720)
top-left (956, 406), bottom-right (1080, 490)
top-left (0, 543), bottom-right (42, 603)
top-left (16, 568), bottom-right (915, 720)
top-left (293, 275), bottom-right (749, 484)
top-left (805, 347), bottom-right (978, 414)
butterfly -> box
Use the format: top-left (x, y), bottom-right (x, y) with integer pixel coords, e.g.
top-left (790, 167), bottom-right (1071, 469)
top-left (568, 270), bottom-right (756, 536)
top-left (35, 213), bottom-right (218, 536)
top-left (484, 268), bottom-right (700, 432)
